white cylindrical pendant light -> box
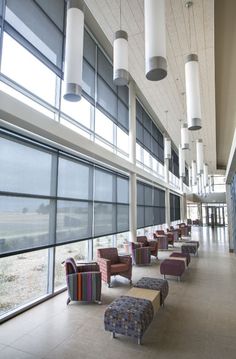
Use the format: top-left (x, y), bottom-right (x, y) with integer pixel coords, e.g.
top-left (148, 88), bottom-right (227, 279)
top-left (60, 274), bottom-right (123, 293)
top-left (196, 139), bottom-right (204, 175)
top-left (144, 0), bottom-right (167, 81)
top-left (113, 30), bottom-right (129, 86)
top-left (181, 123), bottom-right (189, 150)
top-left (64, 0), bottom-right (84, 102)
top-left (185, 54), bottom-right (202, 130)
top-left (164, 137), bottom-right (171, 159)
top-left (191, 160), bottom-right (197, 186)
top-left (179, 145), bottom-right (185, 177)
top-left (203, 163), bottom-right (209, 187)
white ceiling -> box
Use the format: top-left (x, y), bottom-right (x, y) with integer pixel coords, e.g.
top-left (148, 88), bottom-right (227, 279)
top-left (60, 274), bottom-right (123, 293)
top-left (85, 0), bottom-right (216, 173)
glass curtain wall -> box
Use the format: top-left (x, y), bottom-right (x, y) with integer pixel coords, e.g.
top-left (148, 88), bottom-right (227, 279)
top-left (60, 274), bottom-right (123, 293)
top-left (170, 193), bottom-right (181, 222)
top-left (169, 148), bottom-right (180, 188)
top-left (0, 130), bottom-right (129, 319)
top-left (136, 100), bottom-right (164, 178)
top-left (0, 0), bottom-right (129, 158)
top-left (137, 181), bottom-right (166, 236)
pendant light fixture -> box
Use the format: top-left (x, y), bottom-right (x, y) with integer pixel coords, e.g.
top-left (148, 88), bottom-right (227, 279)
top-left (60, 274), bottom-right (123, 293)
top-left (64, 0), bottom-right (84, 101)
top-left (196, 139), bottom-right (203, 175)
top-left (179, 145), bottom-right (185, 178)
top-left (184, 1), bottom-right (202, 130)
top-left (144, 0), bottom-right (167, 81)
top-left (113, 0), bottom-right (129, 86)
top-left (164, 137), bottom-right (171, 159)
top-left (203, 163), bottom-right (209, 187)
top-left (164, 110), bottom-right (171, 159)
top-left (191, 160), bottom-right (197, 186)
top-left (181, 123), bottom-right (189, 150)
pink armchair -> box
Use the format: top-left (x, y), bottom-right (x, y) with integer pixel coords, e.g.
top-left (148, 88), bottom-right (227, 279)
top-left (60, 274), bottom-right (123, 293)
top-left (97, 248), bottom-right (132, 287)
top-left (136, 236), bottom-right (158, 258)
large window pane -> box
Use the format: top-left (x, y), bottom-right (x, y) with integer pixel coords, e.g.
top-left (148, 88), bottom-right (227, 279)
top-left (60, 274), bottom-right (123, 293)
top-left (0, 137), bottom-right (53, 196)
top-left (93, 235), bottom-right (114, 259)
top-left (57, 201), bottom-right (92, 243)
top-left (58, 157), bottom-right (92, 200)
top-left (0, 249), bottom-right (48, 318)
top-left (2, 33), bottom-right (57, 105)
top-left (116, 232), bottom-right (129, 254)
top-left (94, 169), bottom-right (115, 202)
top-left (117, 205), bottom-right (129, 232)
top-left (61, 93), bottom-right (92, 130)
top-left (5, 0), bottom-right (64, 71)
top-left (54, 241), bottom-right (89, 291)
top-left (97, 78), bottom-right (117, 120)
top-left (117, 177), bottom-right (129, 204)
top-left (117, 127), bottom-right (129, 155)
top-left (0, 196), bottom-right (53, 255)
top-left (95, 109), bottom-right (114, 144)
top-left (94, 203), bottom-right (116, 237)
top-left (137, 206), bottom-right (145, 229)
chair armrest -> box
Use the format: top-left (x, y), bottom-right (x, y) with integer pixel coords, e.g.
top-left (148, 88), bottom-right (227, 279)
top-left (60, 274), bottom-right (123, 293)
top-left (76, 263), bottom-right (100, 272)
top-left (119, 255), bottom-right (132, 265)
top-left (148, 240), bottom-right (158, 248)
top-left (97, 258), bottom-right (111, 279)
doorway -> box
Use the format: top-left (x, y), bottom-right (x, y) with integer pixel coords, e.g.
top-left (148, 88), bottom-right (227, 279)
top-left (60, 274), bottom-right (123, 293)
top-left (206, 206), bottom-right (225, 227)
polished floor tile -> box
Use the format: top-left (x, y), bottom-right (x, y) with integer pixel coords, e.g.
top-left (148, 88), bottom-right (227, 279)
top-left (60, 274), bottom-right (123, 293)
top-left (1, 227), bottom-right (236, 359)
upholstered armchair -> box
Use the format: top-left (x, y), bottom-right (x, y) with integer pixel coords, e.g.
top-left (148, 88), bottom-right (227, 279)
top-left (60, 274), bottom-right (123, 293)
top-left (153, 231), bottom-right (168, 250)
top-left (136, 236), bottom-right (158, 258)
top-left (167, 228), bottom-right (179, 243)
top-left (97, 248), bottom-right (132, 287)
top-left (64, 258), bottom-right (101, 305)
top-left (130, 242), bottom-right (151, 265)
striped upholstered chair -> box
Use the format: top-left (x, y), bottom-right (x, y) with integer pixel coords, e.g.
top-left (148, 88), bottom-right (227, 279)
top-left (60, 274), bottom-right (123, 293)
top-left (65, 258), bottom-right (102, 305)
top-left (130, 242), bottom-right (151, 265)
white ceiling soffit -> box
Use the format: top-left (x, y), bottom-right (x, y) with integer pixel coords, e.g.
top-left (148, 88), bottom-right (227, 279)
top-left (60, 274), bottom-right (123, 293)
top-left (84, 0), bottom-right (216, 173)
top-left (215, 0), bottom-right (236, 171)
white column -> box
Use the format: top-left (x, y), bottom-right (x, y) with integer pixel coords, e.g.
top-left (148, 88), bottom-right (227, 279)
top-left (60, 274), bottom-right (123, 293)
top-left (129, 81), bottom-right (136, 164)
top-left (179, 176), bottom-right (183, 193)
top-left (226, 184), bottom-right (234, 252)
top-left (129, 173), bottom-right (137, 243)
top-left (164, 158), bottom-right (169, 184)
top-left (165, 188), bottom-right (170, 228)
top-left (128, 80), bottom-right (137, 243)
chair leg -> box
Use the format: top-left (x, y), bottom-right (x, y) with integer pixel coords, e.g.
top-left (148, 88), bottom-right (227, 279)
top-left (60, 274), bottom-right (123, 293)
top-left (130, 279), bottom-right (132, 286)
top-left (108, 282), bottom-right (111, 288)
top-left (112, 332), bottom-right (116, 339)
top-left (138, 337), bottom-right (142, 345)
top-left (66, 297), bottom-right (71, 305)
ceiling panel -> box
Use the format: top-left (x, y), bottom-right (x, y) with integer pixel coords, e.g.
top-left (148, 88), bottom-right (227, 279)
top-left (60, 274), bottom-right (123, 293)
top-left (85, 0), bottom-right (216, 173)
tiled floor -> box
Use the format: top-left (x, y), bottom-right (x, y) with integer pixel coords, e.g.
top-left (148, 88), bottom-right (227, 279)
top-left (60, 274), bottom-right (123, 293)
top-left (1, 226), bottom-right (236, 359)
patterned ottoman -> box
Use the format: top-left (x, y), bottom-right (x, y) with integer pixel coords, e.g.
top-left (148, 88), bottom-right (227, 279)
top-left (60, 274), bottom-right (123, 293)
top-left (160, 259), bottom-right (185, 281)
top-left (104, 295), bottom-right (154, 344)
top-left (181, 243), bottom-right (198, 256)
top-left (170, 252), bottom-right (191, 266)
top-left (134, 277), bottom-right (169, 306)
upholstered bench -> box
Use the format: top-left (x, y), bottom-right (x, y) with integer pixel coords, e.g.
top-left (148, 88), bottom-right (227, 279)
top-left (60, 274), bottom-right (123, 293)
top-left (104, 295), bottom-right (154, 344)
top-left (104, 277), bottom-right (168, 344)
top-left (134, 277), bottom-right (169, 306)
top-left (160, 258), bottom-right (185, 281)
top-left (181, 243), bottom-right (198, 256)
top-left (170, 252), bottom-right (191, 266)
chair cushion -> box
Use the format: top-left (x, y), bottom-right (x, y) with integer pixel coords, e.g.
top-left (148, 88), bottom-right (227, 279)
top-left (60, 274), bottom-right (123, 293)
top-left (111, 263), bottom-right (129, 274)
